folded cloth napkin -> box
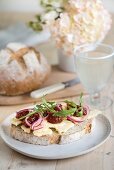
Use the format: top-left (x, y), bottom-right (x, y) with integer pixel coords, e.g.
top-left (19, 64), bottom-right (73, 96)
top-left (0, 22), bottom-right (50, 49)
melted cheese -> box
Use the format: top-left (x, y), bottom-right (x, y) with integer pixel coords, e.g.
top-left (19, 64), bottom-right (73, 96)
top-left (32, 109), bottom-right (101, 136)
top-left (21, 125), bottom-right (31, 134)
top-left (11, 118), bottom-right (22, 126)
top-left (33, 120), bottom-right (74, 136)
top-left (43, 120), bottom-right (74, 134)
top-left (33, 128), bottom-right (53, 137)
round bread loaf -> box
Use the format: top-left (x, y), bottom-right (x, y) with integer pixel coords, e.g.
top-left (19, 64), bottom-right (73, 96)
top-left (0, 43), bottom-right (51, 96)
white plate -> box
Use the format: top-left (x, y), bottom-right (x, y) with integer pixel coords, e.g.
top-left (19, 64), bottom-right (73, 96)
top-left (0, 114), bottom-right (111, 160)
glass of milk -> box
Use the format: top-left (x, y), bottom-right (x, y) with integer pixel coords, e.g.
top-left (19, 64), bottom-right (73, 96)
top-left (74, 43), bottom-right (114, 109)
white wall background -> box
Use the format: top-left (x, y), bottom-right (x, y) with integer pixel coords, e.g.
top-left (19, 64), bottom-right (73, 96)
top-left (0, 0), bottom-right (113, 12)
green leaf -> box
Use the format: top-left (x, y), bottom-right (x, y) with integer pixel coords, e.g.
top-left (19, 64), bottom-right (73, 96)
top-left (76, 109), bottom-right (83, 117)
top-left (53, 108), bottom-right (76, 117)
top-left (34, 105), bottom-right (45, 113)
top-left (48, 101), bottom-right (56, 105)
top-left (42, 97), bottom-right (56, 113)
top-left (28, 21), bottom-right (43, 32)
top-left (79, 92), bottom-right (83, 106)
top-left (45, 5), bottom-right (54, 12)
top-left (64, 100), bottom-right (77, 108)
top-left (36, 15), bottom-right (42, 22)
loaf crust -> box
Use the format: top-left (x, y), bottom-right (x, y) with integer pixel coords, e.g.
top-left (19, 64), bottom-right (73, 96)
top-left (0, 46), bottom-right (51, 96)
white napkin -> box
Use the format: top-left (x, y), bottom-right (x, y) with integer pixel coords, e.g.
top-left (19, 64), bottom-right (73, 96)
top-left (0, 22), bottom-right (51, 49)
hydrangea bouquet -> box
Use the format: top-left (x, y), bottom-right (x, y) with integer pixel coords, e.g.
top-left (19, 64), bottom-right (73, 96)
top-left (29, 0), bottom-right (111, 57)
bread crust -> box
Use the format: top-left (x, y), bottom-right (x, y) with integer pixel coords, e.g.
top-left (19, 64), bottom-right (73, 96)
top-left (0, 47), bottom-right (51, 96)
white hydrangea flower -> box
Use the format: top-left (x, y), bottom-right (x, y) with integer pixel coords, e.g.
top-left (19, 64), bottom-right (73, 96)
top-left (67, 34), bottom-right (74, 43)
top-left (48, 0), bottom-right (111, 56)
top-left (39, 0), bottom-right (111, 56)
top-left (59, 13), bottom-right (70, 28)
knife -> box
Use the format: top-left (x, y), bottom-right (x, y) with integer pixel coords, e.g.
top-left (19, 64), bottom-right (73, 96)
top-left (30, 78), bottom-right (80, 99)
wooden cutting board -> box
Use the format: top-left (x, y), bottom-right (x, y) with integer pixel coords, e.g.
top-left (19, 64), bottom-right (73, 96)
top-left (0, 66), bottom-right (86, 106)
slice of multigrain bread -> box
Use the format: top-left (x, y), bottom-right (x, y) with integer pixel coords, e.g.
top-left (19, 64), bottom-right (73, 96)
top-left (11, 108), bottom-right (101, 145)
top-left (10, 119), bottom-right (92, 145)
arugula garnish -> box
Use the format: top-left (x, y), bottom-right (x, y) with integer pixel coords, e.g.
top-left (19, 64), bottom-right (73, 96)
top-left (53, 108), bottom-right (76, 117)
top-left (64, 93), bottom-right (84, 117)
top-left (77, 93), bottom-right (83, 117)
top-left (42, 98), bottom-right (77, 117)
top-left (19, 98), bottom-right (56, 120)
top-left (75, 109), bottom-right (83, 117)
top-left (18, 93), bottom-right (84, 120)
top-left (42, 98), bottom-right (56, 113)
top-left (79, 92), bottom-right (83, 107)
top-left (64, 100), bottom-right (76, 108)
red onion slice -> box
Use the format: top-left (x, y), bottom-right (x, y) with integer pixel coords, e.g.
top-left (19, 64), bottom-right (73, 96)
top-left (31, 116), bottom-right (43, 130)
top-left (67, 116), bottom-right (84, 123)
top-left (25, 117), bottom-right (31, 127)
top-left (32, 124), bottom-right (44, 131)
top-left (83, 105), bottom-right (90, 115)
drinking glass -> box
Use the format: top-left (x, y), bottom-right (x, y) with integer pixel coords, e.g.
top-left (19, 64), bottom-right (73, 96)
top-left (74, 43), bottom-right (114, 110)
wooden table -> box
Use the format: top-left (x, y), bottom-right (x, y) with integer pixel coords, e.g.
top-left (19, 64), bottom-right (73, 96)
top-left (0, 12), bottom-right (114, 170)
